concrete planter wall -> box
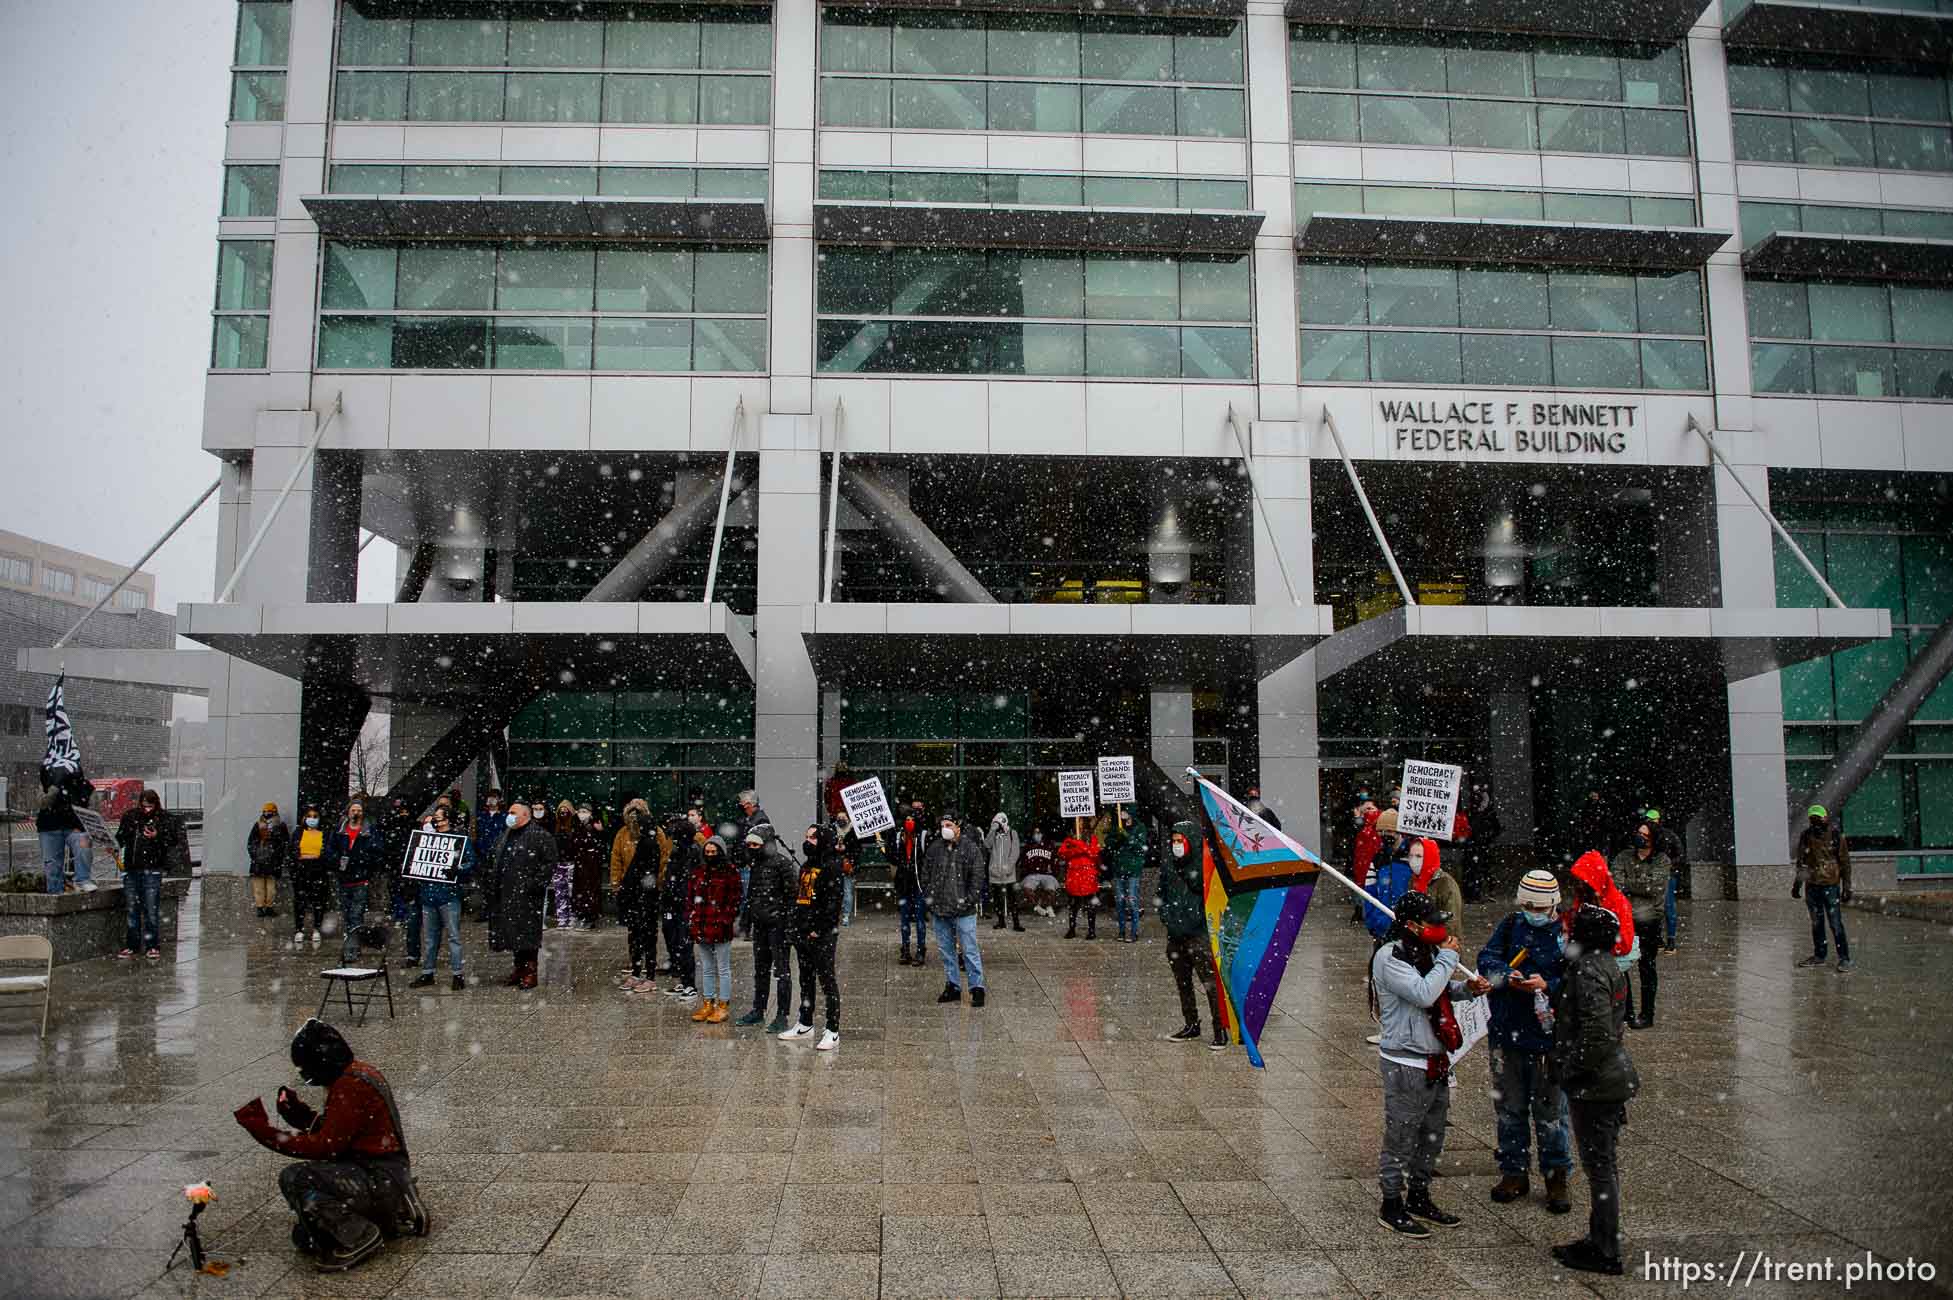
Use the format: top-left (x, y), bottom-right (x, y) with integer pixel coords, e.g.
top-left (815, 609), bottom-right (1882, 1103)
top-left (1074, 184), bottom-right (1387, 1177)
top-left (0, 879), bottom-right (192, 964)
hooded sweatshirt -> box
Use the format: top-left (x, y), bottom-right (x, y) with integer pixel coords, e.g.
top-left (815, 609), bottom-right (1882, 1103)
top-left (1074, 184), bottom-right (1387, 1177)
top-left (986, 814), bottom-right (1022, 886)
top-left (1412, 839), bottom-right (1463, 930)
top-left (1351, 808), bottom-right (1382, 886)
top-left (1058, 834), bottom-right (1101, 898)
top-left (1363, 840), bottom-right (1415, 940)
top-left (1566, 851), bottom-right (1635, 959)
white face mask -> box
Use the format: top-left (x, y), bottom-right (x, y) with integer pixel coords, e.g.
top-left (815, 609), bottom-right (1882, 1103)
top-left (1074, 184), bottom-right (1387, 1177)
top-left (305, 817), bottom-right (319, 829)
top-left (1171, 842), bottom-right (1187, 858)
top-left (1521, 909), bottom-right (1556, 928)
top-left (506, 812), bottom-right (520, 828)
top-left (577, 810), bottom-right (591, 823)
top-left (941, 825), bottom-right (958, 841)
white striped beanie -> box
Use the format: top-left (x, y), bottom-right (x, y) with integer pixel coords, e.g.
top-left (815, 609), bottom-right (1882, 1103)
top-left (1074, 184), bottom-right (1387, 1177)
top-left (1516, 869), bottom-right (1562, 908)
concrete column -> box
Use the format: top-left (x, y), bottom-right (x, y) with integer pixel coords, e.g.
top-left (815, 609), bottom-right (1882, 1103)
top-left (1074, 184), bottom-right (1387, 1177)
top-left (768, 0), bottom-right (817, 418)
top-left (1719, 464), bottom-right (1792, 875)
top-left (1487, 692), bottom-right (1536, 860)
top-left (754, 420), bottom-right (822, 834)
top-left (1245, 2), bottom-right (1297, 423)
top-left (1252, 426), bottom-right (1321, 846)
top-left (1150, 690), bottom-right (1196, 788)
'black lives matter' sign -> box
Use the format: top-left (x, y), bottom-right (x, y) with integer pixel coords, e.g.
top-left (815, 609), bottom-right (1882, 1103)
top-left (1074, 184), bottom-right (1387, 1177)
top-left (402, 829), bottom-right (467, 885)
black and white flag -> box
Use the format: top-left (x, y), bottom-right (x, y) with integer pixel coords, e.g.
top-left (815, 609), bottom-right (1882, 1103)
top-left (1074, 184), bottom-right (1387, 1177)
top-left (44, 675), bottom-right (80, 776)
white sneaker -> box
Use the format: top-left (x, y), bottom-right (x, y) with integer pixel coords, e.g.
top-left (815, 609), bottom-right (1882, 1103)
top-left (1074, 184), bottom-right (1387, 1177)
top-left (779, 1022), bottom-right (815, 1041)
top-left (1364, 1032), bottom-right (1382, 1045)
top-left (311, 929), bottom-right (322, 945)
top-left (78, 881), bottom-right (98, 893)
top-left (292, 931), bottom-right (304, 947)
top-left (816, 1029), bottom-right (840, 1051)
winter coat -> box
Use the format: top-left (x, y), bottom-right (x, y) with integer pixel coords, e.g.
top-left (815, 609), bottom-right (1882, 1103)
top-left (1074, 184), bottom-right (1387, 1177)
top-left (894, 817), bottom-right (929, 898)
top-left (610, 801), bottom-right (649, 889)
top-left (1551, 944), bottom-right (1640, 1104)
top-left (1795, 822), bottom-right (1852, 891)
top-left (745, 835), bottom-right (802, 927)
top-left (1566, 851), bottom-right (1635, 959)
top-left (1409, 838), bottom-right (1461, 925)
top-left (417, 833), bottom-right (472, 909)
top-left (689, 854), bottom-right (743, 945)
top-left (1018, 841), bottom-right (1055, 882)
top-left (793, 838), bottom-right (847, 941)
top-left (324, 824), bottom-right (389, 889)
top-left (1475, 911), bottom-right (1568, 1055)
top-left (985, 816), bottom-right (1021, 886)
top-left (117, 807), bottom-right (181, 874)
top-left (1350, 809), bottom-right (1382, 887)
top-left (1610, 848), bottom-right (1671, 929)
top-left (485, 820), bottom-right (556, 954)
top-left (1058, 835), bottom-right (1101, 898)
top-left (920, 832), bottom-right (987, 918)
top-left (616, 821), bottom-right (659, 930)
top-left (1105, 823), bottom-right (1148, 879)
top-left (1363, 851), bottom-right (1414, 940)
top-left (661, 821), bottom-right (699, 913)
top-left (1158, 821), bottom-right (1207, 940)
top-left (36, 764), bottom-right (91, 834)
top-left (474, 809), bottom-right (507, 865)
top-left (247, 818), bottom-right (290, 877)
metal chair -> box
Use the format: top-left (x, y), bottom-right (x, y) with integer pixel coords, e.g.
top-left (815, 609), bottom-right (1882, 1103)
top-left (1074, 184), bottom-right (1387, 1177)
top-left (316, 923), bottom-right (395, 1026)
top-left (0, 935), bottom-right (54, 1039)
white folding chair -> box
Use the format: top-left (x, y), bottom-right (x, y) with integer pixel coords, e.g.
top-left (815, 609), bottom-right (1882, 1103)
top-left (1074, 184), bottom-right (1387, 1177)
top-left (0, 935), bottom-right (54, 1039)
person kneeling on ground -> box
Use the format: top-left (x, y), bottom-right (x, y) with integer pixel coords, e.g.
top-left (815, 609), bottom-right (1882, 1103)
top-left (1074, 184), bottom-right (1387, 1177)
top-left (1158, 821), bottom-right (1226, 1051)
top-left (1475, 869), bottom-right (1573, 1214)
top-left (1550, 904), bottom-right (1641, 1277)
top-left (1370, 891), bottom-right (1490, 1238)
top-left (232, 1019), bottom-right (427, 1273)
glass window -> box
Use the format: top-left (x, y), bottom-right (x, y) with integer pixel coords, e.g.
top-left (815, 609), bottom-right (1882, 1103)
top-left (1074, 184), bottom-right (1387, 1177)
top-left (1790, 67), bottom-right (1869, 117)
top-left (335, 71), bottom-right (407, 120)
top-left (498, 249), bottom-right (594, 311)
top-left (607, 73), bottom-right (699, 124)
top-left (1179, 258), bottom-right (1250, 321)
top-left (493, 318), bottom-right (593, 369)
top-left (339, 12), bottom-right (410, 65)
top-left (1733, 114), bottom-right (1796, 164)
top-left (1082, 21), bottom-right (1173, 81)
top-left (1752, 341), bottom-right (1813, 392)
top-left (703, 20), bottom-right (771, 70)
top-left (823, 77), bottom-right (890, 126)
top-left (1458, 268), bottom-right (1547, 329)
top-left (893, 172), bottom-right (988, 203)
top-left (1540, 104), bottom-right (1624, 154)
top-left (1447, 44), bottom-right (1530, 97)
top-left (1871, 70), bottom-right (1948, 121)
top-left (1290, 34), bottom-right (1356, 89)
top-left (1300, 263), bottom-right (1367, 325)
top-left (1180, 179), bottom-right (1248, 209)
top-left (700, 75), bottom-right (769, 124)
top-left (1809, 282), bottom-right (1892, 342)
top-left (1463, 333), bottom-right (1552, 385)
top-left (1360, 96), bottom-right (1448, 146)
top-left (1454, 188), bottom-right (1542, 219)
top-left (1802, 205), bottom-right (1882, 237)
top-left (212, 315), bottom-right (269, 369)
top-left (1175, 24), bottom-right (1243, 83)
top-left (1636, 271), bottom-right (1704, 334)
top-left (694, 318), bottom-right (765, 370)
top-left (410, 72), bottom-right (503, 121)
top-left (235, 2), bottom-right (290, 65)
top-left (1813, 345), bottom-right (1895, 396)
top-left (1795, 118), bottom-right (1873, 168)
top-left (1358, 40), bottom-right (1445, 93)
top-left (223, 165), bottom-right (279, 218)
top-left (1181, 326), bottom-right (1252, 379)
top-left (502, 166), bottom-right (598, 196)
top-left (322, 245), bottom-right (397, 310)
top-left (1296, 183), bottom-right (1364, 219)
top-left (893, 80), bottom-right (985, 130)
top-left (1009, 174), bottom-right (1085, 205)
top-left (1543, 192), bottom-right (1631, 224)
top-left (1881, 208), bottom-right (1953, 238)
top-left (598, 249), bottom-right (694, 312)
top-left (1741, 201), bottom-right (1800, 246)
top-left (1747, 281), bottom-right (1809, 338)
top-left (1015, 322), bottom-right (1087, 375)
top-left (989, 18), bottom-right (1080, 78)
top-left (319, 317), bottom-right (393, 368)
top-left (818, 248), bottom-right (891, 314)
top-left (1302, 329), bottom-right (1368, 381)
top-left (1640, 338), bottom-right (1708, 389)
top-left (1084, 85), bottom-right (1176, 135)
top-left (1293, 91), bottom-right (1359, 141)
top-left (698, 168), bottom-right (769, 200)
top-left (607, 18), bottom-right (699, 69)
top-left (1632, 195), bottom-right (1697, 226)
top-left (1619, 46), bottom-right (1684, 106)
top-left (330, 164), bottom-right (402, 195)
top-left (1368, 266), bottom-right (1457, 327)
top-left (893, 14), bottom-right (985, 76)
top-left (695, 250), bottom-right (768, 313)
top-left (215, 240), bottom-right (274, 311)
top-left (1087, 324), bottom-right (1179, 377)
top-left (1727, 63), bottom-right (1788, 112)
top-left (1535, 48), bottom-right (1619, 102)
top-left (1897, 347), bottom-right (1953, 399)
top-left (1625, 108), bottom-right (1691, 157)
top-left (1552, 335), bottom-right (1640, 387)
top-left (506, 73), bottom-right (600, 122)
top-left (393, 316), bottom-right (489, 368)
top-left (595, 318), bottom-right (692, 370)
top-left (1086, 256), bottom-right (1178, 320)
top-left (413, 17), bottom-right (507, 66)
top-left (1893, 287), bottom-right (1953, 344)
top-left (397, 247), bottom-right (495, 310)
top-left (822, 20), bottom-right (890, 72)
top-left (1549, 271), bottom-right (1635, 332)
top-left (231, 71), bottom-right (286, 121)
top-left (1177, 88), bottom-right (1245, 137)
top-left (1362, 186), bottom-right (1453, 217)
top-left (403, 164), bottom-right (495, 195)
top-left (508, 18), bottom-right (603, 67)
top-left (1371, 331), bottom-right (1461, 383)
top-left (1083, 176), bottom-right (1175, 207)
top-left (1877, 123), bottom-right (1953, 172)
top-left (1449, 99), bottom-right (1535, 150)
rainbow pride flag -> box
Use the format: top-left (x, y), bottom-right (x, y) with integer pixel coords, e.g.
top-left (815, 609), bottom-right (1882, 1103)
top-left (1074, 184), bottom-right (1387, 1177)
top-left (1191, 776), bottom-right (1330, 1068)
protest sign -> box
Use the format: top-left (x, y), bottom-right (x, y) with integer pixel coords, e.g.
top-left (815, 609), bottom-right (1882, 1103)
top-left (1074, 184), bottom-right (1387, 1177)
top-left (401, 829), bottom-right (467, 886)
top-left (1398, 759), bottom-right (1463, 840)
top-left (839, 776), bottom-right (896, 837)
top-left (1057, 770), bottom-right (1097, 819)
top-left (1449, 993), bottom-right (1490, 1068)
top-left (1096, 756), bottom-right (1135, 805)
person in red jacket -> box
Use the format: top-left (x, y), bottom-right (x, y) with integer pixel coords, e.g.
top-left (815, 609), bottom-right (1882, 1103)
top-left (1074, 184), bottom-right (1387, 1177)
top-left (1059, 828), bottom-right (1101, 940)
top-left (1349, 802), bottom-right (1382, 927)
top-left (1565, 851), bottom-right (1635, 962)
top-left (232, 1019), bottom-right (427, 1273)
top-left (689, 835), bottom-right (744, 1024)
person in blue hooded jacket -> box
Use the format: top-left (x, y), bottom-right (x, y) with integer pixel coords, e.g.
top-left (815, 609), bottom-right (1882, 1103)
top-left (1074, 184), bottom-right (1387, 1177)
top-left (1363, 810), bottom-right (1414, 940)
top-left (1475, 868), bottom-right (1574, 1215)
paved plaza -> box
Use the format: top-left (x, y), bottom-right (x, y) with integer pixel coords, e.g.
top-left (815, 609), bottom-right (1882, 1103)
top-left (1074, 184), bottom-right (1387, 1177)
top-left (0, 885), bottom-right (1949, 1299)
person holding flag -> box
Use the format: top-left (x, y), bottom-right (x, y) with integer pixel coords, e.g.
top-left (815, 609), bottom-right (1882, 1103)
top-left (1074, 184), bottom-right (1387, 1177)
top-left (36, 676), bottom-right (97, 894)
top-left (1158, 821), bottom-right (1225, 1050)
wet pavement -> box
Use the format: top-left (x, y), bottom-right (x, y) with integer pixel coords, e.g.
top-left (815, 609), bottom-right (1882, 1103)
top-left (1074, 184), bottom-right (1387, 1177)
top-left (0, 884), bottom-right (1948, 1299)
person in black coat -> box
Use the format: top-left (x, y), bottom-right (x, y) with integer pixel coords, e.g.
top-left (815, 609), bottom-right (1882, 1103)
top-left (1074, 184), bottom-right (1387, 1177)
top-left (782, 822), bottom-right (847, 1048)
top-left (1550, 904), bottom-right (1641, 1277)
top-left (660, 810), bottom-right (702, 997)
top-left (323, 799), bottom-right (390, 964)
top-left (37, 762), bottom-right (96, 893)
top-left (115, 791), bottom-right (182, 958)
top-left (484, 799), bottom-right (558, 989)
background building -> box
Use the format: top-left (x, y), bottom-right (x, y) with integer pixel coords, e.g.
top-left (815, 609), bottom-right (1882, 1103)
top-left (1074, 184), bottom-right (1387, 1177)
top-left (40, 0), bottom-right (1953, 891)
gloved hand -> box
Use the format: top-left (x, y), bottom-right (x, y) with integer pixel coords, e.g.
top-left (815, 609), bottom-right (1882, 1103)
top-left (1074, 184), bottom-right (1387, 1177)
top-left (1790, 882), bottom-right (1802, 900)
top-left (1841, 888), bottom-right (1853, 905)
top-left (276, 1085), bottom-right (317, 1131)
top-left (232, 1097), bottom-right (270, 1135)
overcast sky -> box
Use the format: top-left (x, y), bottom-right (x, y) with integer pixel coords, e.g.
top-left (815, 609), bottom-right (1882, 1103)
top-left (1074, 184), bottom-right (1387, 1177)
top-left (1, 3), bottom-right (235, 613)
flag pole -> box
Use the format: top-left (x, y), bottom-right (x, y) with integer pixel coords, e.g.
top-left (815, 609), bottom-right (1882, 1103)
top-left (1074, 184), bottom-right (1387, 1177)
top-left (1186, 768), bottom-right (1395, 920)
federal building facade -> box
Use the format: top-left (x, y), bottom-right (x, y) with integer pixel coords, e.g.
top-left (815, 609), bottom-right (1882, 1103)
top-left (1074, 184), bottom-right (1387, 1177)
top-left (67, 0), bottom-right (1953, 886)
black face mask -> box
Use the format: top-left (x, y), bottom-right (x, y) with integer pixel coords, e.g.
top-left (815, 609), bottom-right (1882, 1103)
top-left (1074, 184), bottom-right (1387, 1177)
top-left (1810, 818), bottom-right (1825, 829)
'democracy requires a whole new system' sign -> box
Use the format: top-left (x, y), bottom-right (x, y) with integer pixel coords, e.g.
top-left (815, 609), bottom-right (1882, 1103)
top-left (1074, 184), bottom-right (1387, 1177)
top-left (1397, 759), bottom-right (1463, 840)
top-left (839, 777), bottom-right (896, 837)
top-left (402, 829), bottom-right (468, 886)
top-left (1377, 395), bottom-right (1642, 460)
top-left (1058, 770), bottom-right (1097, 819)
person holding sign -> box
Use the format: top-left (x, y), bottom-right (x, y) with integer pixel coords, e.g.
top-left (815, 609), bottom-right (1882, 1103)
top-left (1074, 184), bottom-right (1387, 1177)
top-left (1058, 824), bottom-right (1101, 940)
top-left (1105, 809), bottom-right (1147, 944)
top-left (409, 805), bottom-right (472, 992)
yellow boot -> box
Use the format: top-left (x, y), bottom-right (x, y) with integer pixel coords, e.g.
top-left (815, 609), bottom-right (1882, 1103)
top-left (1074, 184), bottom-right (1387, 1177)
top-left (690, 996), bottom-right (713, 1023)
top-left (706, 998), bottom-right (729, 1024)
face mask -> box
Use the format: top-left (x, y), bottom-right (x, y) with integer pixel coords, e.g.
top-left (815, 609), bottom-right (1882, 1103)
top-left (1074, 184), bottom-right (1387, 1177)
top-left (261, 815), bottom-right (273, 823)
top-left (1409, 848), bottom-right (1424, 871)
top-left (1171, 842), bottom-right (1187, 859)
top-left (506, 812), bottom-right (520, 827)
top-left (305, 817), bottom-right (319, 828)
top-left (1810, 818), bottom-right (1824, 829)
top-left (941, 826), bottom-right (958, 841)
top-left (1521, 909), bottom-right (1555, 928)
top-left (1413, 922), bottom-right (1448, 945)
top-left (348, 812), bottom-right (363, 824)
top-left (577, 811), bottom-right (591, 823)
top-left (904, 818), bottom-right (915, 832)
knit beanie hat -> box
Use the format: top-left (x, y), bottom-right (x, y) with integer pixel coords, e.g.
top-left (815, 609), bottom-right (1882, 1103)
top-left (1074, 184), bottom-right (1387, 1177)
top-left (1516, 869), bottom-right (1562, 909)
top-left (1376, 809), bottom-right (1399, 837)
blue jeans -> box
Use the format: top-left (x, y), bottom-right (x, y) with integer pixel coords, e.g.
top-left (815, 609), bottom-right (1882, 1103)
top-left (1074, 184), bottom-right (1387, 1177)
top-left (1662, 874), bottom-right (1678, 946)
top-left (697, 941), bottom-right (733, 1001)
top-left (338, 884), bottom-right (368, 963)
top-left (933, 914), bottom-right (985, 991)
top-left (1113, 875), bottom-right (1141, 936)
top-left (1490, 1045), bottom-right (1572, 1176)
top-left (900, 894), bottom-right (928, 952)
top-left (1807, 884), bottom-right (1850, 961)
top-left (842, 876), bottom-right (855, 924)
top-left (420, 896), bottom-right (463, 975)
top-left (124, 870), bottom-right (162, 951)
top-left (39, 830), bottom-right (92, 894)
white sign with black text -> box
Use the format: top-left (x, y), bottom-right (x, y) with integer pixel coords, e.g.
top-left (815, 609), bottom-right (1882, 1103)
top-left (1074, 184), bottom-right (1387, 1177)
top-left (839, 777), bottom-right (896, 838)
top-left (1397, 760), bottom-right (1463, 840)
top-left (1448, 993), bottom-right (1490, 1068)
top-left (402, 829), bottom-right (468, 886)
top-left (1058, 770), bottom-right (1097, 819)
top-left (1096, 756), bottom-right (1135, 806)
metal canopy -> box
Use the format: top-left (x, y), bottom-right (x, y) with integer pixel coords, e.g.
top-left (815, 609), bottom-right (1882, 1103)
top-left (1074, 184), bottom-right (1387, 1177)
top-left (301, 195), bottom-right (770, 244)
top-left (1721, 0), bottom-right (1953, 58)
top-left (1284, 0), bottom-right (1707, 42)
top-left (1744, 231), bottom-right (1953, 284)
top-left (815, 202), bottom-right (1265, 254)
top-left (1297, 214), bottom-right (1731, 270)
top-left (14, 647), bottom-right (218, 698)
top-left (1311, 604), bottom-right (1891, 689)
top-left (802, 603), bottom-right (1334, 689)
top-left (178, 602), bottom-right (755, 699)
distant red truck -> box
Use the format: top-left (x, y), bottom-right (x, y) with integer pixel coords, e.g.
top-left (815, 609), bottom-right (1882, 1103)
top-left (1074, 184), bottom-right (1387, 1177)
top-left (90, 778), bottom-right (145, 822)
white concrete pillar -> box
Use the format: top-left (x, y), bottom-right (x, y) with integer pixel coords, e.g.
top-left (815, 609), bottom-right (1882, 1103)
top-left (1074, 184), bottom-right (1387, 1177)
top-left (754, 421), bottom-right (822, 833)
